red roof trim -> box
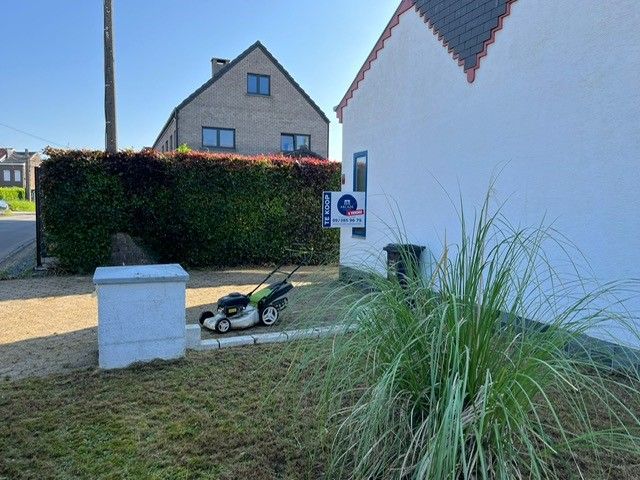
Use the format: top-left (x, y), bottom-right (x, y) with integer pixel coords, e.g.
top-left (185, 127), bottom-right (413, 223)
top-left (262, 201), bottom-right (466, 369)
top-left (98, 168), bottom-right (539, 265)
top-left (336, 0), bottom-right (414, 123)
top-left (336, 0), bottom-right (516, 123)
top-left (417, 1), bottom-right (516, 82)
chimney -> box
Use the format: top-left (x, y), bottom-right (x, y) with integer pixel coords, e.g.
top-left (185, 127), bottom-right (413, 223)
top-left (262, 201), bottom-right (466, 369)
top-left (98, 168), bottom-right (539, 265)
top-left (211, 58), bottom-right (229, 77)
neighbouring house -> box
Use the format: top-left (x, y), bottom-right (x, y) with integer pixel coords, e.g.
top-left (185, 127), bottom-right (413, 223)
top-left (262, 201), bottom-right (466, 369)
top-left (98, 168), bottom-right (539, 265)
top-left (337, 1), bottom-right (640, 345)
top-left (0, 148), bottom-right (42, 199)
top-left (153, 41), bottom-right (330, 158)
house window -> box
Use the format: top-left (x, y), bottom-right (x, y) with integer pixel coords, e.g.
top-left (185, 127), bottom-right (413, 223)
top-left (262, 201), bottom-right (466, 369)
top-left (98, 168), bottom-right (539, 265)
top-left (352, 151), bottom-right (368, 238)
top-left (203, 127), bottom-right (236, 149)
top-left (247, 73), bottom-right (270, 96)
top-left (165, 140), bottom-right (169, 151)
top-left (14, 170), bottom-right (21, 182)
top-left (169, 134), bottom-right (173, 151)
top-left (281, 134), bottom-right (310, 152)
top-left (3, 170), bottom-right (9, 182)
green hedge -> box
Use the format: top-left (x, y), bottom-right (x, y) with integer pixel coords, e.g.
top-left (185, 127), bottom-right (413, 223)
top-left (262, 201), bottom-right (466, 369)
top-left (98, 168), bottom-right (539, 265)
top-left (0, 187), bottom-right (25, 201)
top-left (41, 149), bottom-right (340, 273)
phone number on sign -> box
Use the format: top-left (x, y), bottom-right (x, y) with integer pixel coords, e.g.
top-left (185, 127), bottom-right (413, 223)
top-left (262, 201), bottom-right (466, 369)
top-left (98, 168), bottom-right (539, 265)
top-left (332, 218), bottom-right (363, 225)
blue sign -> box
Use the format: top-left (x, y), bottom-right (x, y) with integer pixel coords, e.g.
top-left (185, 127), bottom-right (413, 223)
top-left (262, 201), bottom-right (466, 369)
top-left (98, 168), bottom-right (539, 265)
top-left (322, 191), bottom-right (366, 229)
top-left (337, 195), bottom-right (358, 216)
top-left (323, 192), bottom-right (332, 228)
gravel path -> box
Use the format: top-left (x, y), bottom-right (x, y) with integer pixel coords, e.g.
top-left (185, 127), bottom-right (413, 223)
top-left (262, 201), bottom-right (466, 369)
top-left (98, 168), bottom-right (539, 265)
top-left (0, 266), bottom-right (337, 380)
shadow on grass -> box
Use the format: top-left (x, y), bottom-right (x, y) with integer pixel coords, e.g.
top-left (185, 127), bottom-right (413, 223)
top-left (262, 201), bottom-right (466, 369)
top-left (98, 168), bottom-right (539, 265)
top-left (0, 327), bottom-right (98, 381)
top-left (0, 266), bottom-right (336, 302)
top-left (0, 345), bottom-right (327, 479)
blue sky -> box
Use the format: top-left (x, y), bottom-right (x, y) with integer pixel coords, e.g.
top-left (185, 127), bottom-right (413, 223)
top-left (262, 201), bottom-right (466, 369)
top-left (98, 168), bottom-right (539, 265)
top-left (0, 0), bottom-right (398, 160)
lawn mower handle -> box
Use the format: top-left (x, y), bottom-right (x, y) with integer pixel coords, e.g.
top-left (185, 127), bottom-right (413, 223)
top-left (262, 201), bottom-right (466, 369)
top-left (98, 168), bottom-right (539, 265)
top-left (246, 253), bottom-right (311, 297)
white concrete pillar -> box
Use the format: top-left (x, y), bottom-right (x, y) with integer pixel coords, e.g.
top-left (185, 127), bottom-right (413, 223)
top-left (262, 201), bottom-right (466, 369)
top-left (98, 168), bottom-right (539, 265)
top-left (93, 264), bottom-right (189, 369)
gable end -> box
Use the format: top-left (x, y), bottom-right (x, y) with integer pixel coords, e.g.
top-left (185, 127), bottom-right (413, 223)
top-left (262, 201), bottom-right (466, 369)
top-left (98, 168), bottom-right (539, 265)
top-left (154, 41), bottom-right (329, 148)
top-left (415, 0), bottom-right (515, 82)
top-left (337, 0), bottom-right (516, 122)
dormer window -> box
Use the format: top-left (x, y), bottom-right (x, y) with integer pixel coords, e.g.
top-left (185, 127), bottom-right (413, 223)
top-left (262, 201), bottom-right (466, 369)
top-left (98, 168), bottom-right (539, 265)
top-left (247, 73), bottom-right (270, 96)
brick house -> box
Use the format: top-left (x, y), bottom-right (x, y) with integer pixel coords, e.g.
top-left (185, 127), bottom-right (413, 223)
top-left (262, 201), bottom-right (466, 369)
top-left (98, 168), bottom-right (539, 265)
top-left (153, 41), bottom-right (330, 158)
top-left (0, 148), bottom-right (42, 199)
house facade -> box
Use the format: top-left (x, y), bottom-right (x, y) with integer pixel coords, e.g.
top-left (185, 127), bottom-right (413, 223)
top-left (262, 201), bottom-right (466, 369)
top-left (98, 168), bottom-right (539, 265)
top-left (338, 1), bottom-right (640, 345)
top-left (0, 148), bottom-right (41, 199)
top-left (153, 41), bottom-right (329, 158)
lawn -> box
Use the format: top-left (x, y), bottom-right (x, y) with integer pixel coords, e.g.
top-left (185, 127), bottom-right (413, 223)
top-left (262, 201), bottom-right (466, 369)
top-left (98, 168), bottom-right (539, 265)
top-left (0, 346), bottom-right (326, 480)
top-left (1, 343), bottom-right (640, 480)
top-left (7, 200), bottom-right (35, 212)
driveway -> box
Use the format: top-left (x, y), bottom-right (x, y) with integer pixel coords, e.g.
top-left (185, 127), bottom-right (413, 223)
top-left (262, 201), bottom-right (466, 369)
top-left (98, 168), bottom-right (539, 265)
top-left (0, 266), bottom-right (339, 380)
top-left (0, 214), bottom-right (35, 262)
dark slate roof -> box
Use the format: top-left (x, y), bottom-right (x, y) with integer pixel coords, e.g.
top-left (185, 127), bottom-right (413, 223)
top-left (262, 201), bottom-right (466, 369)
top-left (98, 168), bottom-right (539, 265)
top-left (154, 41), bottom-right (329, 147)
top-left (337, 0), bottom-right (516, 122)
top-left (1, 151), bottom-right (40, 164)
top-left (414, 0), bottom-right (512, 71)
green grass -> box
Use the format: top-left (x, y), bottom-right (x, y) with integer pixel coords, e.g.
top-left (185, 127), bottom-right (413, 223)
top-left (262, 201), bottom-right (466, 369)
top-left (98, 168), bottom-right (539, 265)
top-left (7, 200), bottom-right (35, 212)
top-left (287, 194), bottom-right (640, 479)
top-left (0, 346), bottom-right (325, 480)
top-left (1, 343), bottom-right (640, 479)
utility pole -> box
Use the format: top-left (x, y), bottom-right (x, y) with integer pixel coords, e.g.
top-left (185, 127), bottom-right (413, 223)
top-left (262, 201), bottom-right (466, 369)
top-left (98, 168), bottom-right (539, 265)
top-left (104, 0), bottom-right (117, 153)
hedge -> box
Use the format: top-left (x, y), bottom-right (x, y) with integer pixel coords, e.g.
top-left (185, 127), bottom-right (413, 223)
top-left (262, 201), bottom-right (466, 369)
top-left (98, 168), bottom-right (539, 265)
top-left (0, 187), bottom-right (26, 201)
top-left (40, 149), bottom-right (340, 273)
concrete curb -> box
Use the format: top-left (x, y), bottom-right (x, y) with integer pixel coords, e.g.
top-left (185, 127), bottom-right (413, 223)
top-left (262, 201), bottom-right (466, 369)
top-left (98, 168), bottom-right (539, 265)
top-left (188, 324), bottom-right (358, 352)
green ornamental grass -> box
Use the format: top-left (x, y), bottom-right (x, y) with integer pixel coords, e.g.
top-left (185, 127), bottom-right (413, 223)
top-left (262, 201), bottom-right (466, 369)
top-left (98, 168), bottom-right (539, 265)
top-left (291, 195), bottom-right (640, 479)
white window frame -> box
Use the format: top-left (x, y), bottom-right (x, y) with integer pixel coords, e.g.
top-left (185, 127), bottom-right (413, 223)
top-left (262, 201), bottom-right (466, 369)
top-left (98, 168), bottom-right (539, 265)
top-left (3, 170), bottom-right (10, 182)
top-left (14, 169), bottom-right (21, 182)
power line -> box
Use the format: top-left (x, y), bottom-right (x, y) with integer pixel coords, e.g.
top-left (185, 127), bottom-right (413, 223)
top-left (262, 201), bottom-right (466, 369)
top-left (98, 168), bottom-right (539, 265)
top-left (0, 121), bottom-right (66, 148)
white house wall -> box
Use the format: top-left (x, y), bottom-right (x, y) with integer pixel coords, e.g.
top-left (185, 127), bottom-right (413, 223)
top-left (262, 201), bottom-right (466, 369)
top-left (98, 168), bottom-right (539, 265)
top-left (340, 1), bottom-right (640, 345)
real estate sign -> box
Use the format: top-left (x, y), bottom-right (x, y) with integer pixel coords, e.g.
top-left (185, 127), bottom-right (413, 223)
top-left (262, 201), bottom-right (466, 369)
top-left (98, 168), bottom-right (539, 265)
top-left (322, 191), bottom-right (366, 228)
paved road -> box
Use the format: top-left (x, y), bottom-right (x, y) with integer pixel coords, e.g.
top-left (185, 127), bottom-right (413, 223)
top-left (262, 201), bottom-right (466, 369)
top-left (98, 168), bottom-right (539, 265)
top-left (0, 214), bottom-right (36, 262)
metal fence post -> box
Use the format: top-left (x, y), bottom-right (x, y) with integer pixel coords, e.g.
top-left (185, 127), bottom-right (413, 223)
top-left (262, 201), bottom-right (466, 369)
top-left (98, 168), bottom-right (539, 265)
top-left (35, 166), bottom-right (44, 270)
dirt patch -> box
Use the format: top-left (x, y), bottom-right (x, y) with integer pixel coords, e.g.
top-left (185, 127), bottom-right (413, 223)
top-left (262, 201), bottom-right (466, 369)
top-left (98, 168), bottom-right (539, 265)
top-left (0, 266), bottom-right (338, 380)
top-left (109, 233), bottom-right (158, 266)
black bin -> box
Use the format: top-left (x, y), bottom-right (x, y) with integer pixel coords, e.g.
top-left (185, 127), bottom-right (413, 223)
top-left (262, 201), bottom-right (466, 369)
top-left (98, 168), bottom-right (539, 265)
top-left (383, 243), bottom-right (425, 286)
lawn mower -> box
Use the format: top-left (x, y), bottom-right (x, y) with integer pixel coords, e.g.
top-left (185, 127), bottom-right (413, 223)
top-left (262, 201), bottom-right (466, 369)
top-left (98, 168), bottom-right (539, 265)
top-left (198, 263), bottom-right (304, 334)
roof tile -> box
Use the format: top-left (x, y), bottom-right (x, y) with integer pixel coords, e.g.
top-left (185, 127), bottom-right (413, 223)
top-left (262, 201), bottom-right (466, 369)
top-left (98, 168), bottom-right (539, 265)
top-left (415, 0), bottom-right (512, 72)
top-left (337, 0), bottom-right (515, 121)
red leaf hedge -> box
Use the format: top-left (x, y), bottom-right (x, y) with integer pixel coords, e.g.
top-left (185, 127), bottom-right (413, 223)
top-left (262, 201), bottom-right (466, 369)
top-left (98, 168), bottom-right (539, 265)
top-left (41, 149), bottom-right (340, 272)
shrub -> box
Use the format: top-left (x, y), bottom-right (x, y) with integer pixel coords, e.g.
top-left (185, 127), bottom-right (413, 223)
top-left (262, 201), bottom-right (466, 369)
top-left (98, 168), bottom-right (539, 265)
top-left (291, 195), bottom-right (640, 479)
top-left (41, 149), bottom-right (340, 273)
top-left (176, 143), bottom-right (191, 154)
top-left (8, 200), bottom-right (35, 212)
top-left (0, 187), bottom-right (25, 201)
